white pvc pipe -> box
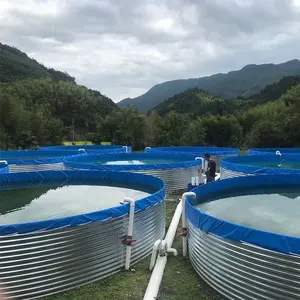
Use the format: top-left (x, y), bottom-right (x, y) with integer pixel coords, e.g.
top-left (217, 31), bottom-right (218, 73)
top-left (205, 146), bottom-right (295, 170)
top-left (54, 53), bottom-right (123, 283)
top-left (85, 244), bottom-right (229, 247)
top-left (181, 192), bottom-right (196, 257)
top-left (120, 197), bottom-right (135, 270)
top-left (78, 148), bottom-right (86, 153)
top-left (149, 240), bottom-right (162, 271)
top-left (195, 157), bottom-right (204, 170)
top-left (122, 146), bottom-right (128, 153)
top-left (143, 200), bottom-right (182, 300)
top-left (144, 147), bottom-right (151, 152)
top-left (0, 160), bottom-right (8, 165)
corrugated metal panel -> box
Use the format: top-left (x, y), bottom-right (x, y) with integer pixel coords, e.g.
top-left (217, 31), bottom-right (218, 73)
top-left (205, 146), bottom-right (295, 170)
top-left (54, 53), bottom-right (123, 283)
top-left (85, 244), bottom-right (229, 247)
top-left (188, 221), bottom-right (300, 300)
top-left (8, 163), bottom-right (64, 173)
top-left (220, 167), bottom-right (254, 179)
top-left (1, 202), bottom-right (165, 300)
top-left (65, 166), bottom-right (201, 194)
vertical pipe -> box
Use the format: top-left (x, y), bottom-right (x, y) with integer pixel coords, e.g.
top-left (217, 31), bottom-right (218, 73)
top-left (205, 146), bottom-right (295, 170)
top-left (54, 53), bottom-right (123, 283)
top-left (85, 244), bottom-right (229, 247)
top-left (121, 197), bottom-right (136, 270)
top-left (181, 192), bottom-right (196, 257)
top-left (144, 147), bottom-right (151, 152)
top-left (122, 146), bottom-right (128, 153)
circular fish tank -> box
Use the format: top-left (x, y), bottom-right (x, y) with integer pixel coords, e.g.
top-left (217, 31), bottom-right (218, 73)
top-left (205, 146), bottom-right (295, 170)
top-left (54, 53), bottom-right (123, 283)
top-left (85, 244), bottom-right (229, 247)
top-left (220, 154), bottom-right (300, 179)
top-left (185, 175), bottom-right (300, 300)
top-left (0, 149), bottom-right (89, 173)
top-left (40, 145), bottom-right (131, 153)
top-left (248, 148), bottom-right (300, 155)
top-left (145, 146), bottom-right (240, 172)
top-left (63, 152), bottom-right (203, 193)
top-left (0, 170), bottom-right (165, 299)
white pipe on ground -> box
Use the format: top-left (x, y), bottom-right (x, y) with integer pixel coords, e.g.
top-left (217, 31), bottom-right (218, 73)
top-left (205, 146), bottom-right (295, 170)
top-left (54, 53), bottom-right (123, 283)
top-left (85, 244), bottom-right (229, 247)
top-left (143, 200), bottom-right (182, 300)
top-left (181, 192), bottom-right (196, 257)
top-left (120, 197), bottom-right (135, 270)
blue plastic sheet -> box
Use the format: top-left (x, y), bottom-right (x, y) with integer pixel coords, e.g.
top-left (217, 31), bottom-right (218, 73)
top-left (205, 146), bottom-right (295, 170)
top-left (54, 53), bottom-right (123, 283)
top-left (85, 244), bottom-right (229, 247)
top-left (221, 154), bottom-right (300, 175)
top-left (186, 175), bottom-right (300, 255)
top-left (248, 148), bottom-right (300, 155)
top-left (0, 162), bottom-right (8, 174)
top-left (0, 170), bottom-right (165, 236)
top-left (145, 146), bottom-right (240, 156)
top-left (63, 152), bottom-right (201, 171)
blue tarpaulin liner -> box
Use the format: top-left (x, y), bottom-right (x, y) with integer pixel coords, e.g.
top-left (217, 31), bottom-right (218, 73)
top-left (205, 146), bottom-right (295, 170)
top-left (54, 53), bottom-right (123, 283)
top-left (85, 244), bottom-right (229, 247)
top-left (186, 175), bottom-right (300, 255)
top-left (63, 152), bottom-right (201, 171)
top-left (221, 154), bottom-right (300, 175)
top-left (0, 162), bottom-right (8, 174)
top-left (145, 146), bottom-right (240, 156)
top-left (0, 149), bottom-right (88, 165)
top-left (41, 145), bottom-right (132, 153)
top-left (248, 148), bottom-right (300, 155)
top-left (0, 170), bottom-right (165, 236)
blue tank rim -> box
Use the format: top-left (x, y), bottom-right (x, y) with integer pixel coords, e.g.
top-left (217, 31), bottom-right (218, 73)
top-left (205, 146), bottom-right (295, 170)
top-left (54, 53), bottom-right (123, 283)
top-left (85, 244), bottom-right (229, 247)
top-left (63, 152), bottom-right (203, 171)
top-left (0, 148), bottom-right (128, 165)
top-left (0, 170), bottom-right (165, 236)
top-left (186, 175), bottom-right (300, 255)
top-left (144, 146), bottom-right (240, 156)
top-left (221, 154), bottom-right (300, 175)
top-left (248, 148), bottom-right (300, 155)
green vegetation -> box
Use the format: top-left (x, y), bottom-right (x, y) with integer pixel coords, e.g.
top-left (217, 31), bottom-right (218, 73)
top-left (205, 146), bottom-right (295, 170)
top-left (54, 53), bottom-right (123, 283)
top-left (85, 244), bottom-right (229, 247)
top-left (118, 59), bottom-right (300, 113)
top-left (0, 43), bottom-right (75, 83)
top-left (42, 199), bottom-right (224, 300)
top-left (0, 78), bottom-right (118, 149)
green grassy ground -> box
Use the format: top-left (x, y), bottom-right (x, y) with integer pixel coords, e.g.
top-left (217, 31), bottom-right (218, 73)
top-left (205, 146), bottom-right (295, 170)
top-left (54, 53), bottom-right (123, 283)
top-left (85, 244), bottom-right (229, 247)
top-left (63, 141), bottom-right (112, 146)
top-left (42, 198), bottom-right (224, 300)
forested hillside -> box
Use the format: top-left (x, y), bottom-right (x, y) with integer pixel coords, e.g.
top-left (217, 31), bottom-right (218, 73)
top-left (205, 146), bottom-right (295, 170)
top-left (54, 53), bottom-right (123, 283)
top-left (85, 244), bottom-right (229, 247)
top-left (151, 75), bottom-right (300, 117)
top-left (0, 43), bottom-right (120, 150)
top-left (118, 59), bottom-right (300, 113)
top-left (0, 43), bottom-right (75, 83)
top-left (97, 83), bottom-right (300, 150)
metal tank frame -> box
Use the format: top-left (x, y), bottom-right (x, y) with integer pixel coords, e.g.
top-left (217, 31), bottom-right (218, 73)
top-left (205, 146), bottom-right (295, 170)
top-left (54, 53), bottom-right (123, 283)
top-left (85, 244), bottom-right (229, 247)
top-left (63, 152), bottom-right (204, 194)
top-left (0, 170), bottom-right (165, 300)
top-left (220, 154), bottom-right (300, 179)
top-left (144, 146), bottom-right (240, 172)
top-left (185, 175), bottom-right (300, 300)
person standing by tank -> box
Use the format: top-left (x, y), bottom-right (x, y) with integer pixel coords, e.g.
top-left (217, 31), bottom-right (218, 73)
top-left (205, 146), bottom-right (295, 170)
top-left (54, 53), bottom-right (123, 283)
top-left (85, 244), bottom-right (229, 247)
top-left (204, 153), bottom-right (216, 183)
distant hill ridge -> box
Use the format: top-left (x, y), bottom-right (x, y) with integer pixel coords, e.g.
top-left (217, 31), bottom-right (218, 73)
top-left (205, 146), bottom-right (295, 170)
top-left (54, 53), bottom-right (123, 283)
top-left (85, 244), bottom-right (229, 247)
top-left (0, 42), bottom-right (75, 83)
top-left (118, 59), bottom-right (300, 113)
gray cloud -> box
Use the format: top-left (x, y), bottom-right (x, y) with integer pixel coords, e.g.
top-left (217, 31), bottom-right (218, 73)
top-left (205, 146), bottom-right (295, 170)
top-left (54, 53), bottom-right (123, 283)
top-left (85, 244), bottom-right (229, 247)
top-left (1, 0), bottom-right (300, 101)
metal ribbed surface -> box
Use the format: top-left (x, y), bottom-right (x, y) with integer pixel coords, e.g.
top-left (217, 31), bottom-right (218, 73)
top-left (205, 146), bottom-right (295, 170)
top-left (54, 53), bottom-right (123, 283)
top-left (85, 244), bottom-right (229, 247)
top-left (8, 163), bottom-right (64, 173)
top-left (188, 221), bottom-right (300, 300)
top-left (1, 202), bottom-right (165, 300)
top-left (65, 166), bottom-right (200, 194)
top-left (220, 167), bottom-right (253, 179)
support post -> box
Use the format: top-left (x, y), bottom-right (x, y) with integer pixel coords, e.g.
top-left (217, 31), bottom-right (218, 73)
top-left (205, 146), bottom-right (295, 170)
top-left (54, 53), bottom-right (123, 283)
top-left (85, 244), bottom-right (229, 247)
top-left (181, 192), bottom-right (196, 257)
top-left (120, 197), bottom-right (136, 270)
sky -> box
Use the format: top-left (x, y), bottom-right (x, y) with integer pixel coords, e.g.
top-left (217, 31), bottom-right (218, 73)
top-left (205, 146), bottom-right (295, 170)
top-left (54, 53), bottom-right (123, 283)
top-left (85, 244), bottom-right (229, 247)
top-left (1, 0), bottom-right (300, 102)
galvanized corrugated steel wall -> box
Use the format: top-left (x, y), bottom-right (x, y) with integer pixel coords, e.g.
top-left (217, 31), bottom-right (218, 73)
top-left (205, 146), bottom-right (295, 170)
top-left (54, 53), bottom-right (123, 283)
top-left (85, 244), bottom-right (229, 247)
top-left (1, 202), bottom-right (165, 300)
top-left (188, 222), bottom-right (300, 300)
top-left (220, 167), bottom-right (251, 179)
top-left (8, 163), bottom-right (64, 173)
top-left (65, 166), bottom-right (200, 194)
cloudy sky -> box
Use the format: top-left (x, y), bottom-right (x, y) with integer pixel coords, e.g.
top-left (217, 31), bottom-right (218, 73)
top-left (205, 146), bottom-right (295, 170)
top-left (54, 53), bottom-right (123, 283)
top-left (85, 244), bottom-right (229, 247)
top-left (1, 0), bottom-right (300, 102)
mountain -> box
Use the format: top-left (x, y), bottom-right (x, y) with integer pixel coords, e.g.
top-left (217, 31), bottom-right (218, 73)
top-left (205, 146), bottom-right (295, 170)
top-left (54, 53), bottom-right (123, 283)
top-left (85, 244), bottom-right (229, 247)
top-left (0, 43), bottom-right (75, 83)
top-left (152, 88), bottom-right (254, 117)
top-left (0, 43), bottom-right (119, 149)
top-left (118, 59), bottom-right (300, 113)
top-left (248, 75), bottom-right (300, 103)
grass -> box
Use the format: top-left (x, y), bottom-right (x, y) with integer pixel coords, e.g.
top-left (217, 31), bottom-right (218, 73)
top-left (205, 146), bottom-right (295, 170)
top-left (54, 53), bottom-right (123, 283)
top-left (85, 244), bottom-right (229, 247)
top-left (63, 141), bottom-right (112, 146)
top-left (42, 196), bottom-right (224, 300)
